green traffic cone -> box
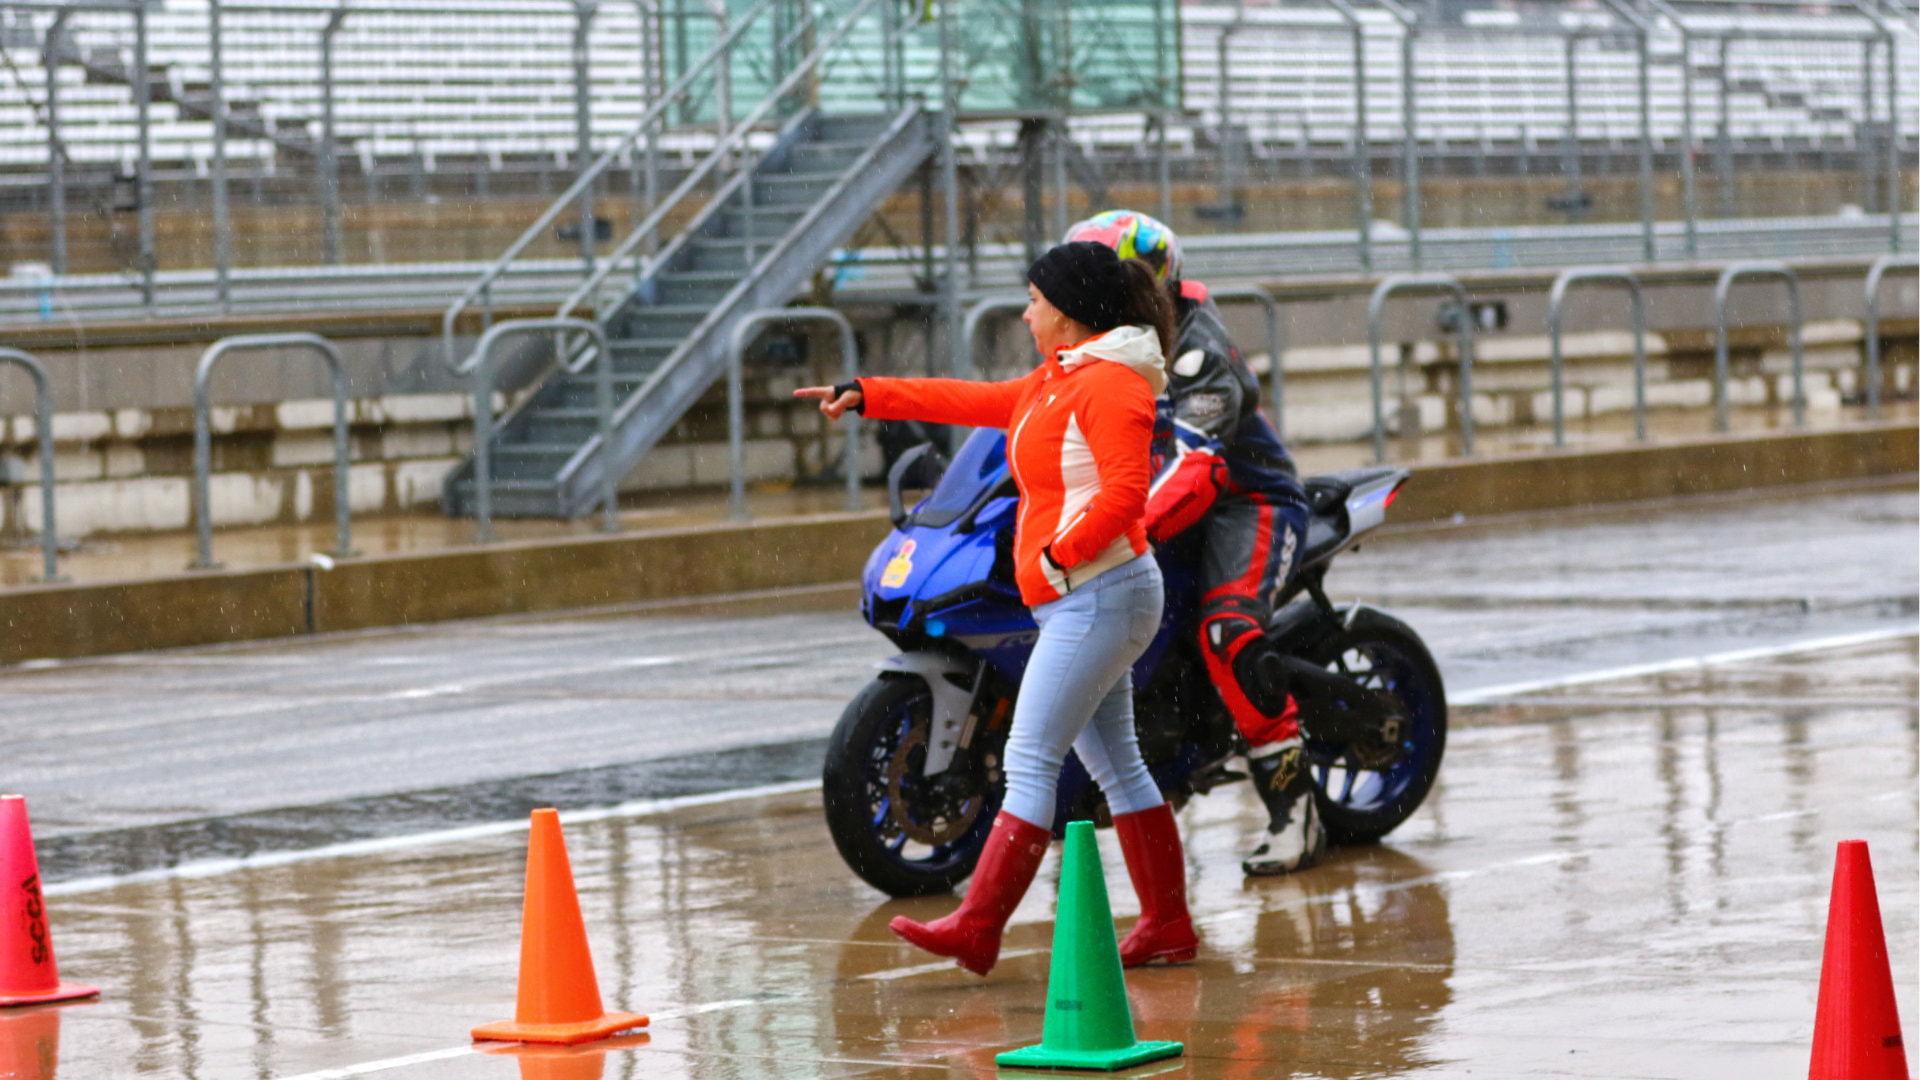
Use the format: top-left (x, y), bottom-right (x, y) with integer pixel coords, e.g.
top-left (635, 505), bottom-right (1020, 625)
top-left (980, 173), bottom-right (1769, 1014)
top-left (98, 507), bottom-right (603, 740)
top-left (995, 821), bottom-right (1183, 1072)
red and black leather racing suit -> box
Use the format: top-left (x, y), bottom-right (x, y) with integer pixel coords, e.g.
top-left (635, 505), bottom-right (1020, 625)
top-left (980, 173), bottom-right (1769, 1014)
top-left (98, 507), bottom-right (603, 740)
top-left (1145, 281), bottom-right (1311, 749)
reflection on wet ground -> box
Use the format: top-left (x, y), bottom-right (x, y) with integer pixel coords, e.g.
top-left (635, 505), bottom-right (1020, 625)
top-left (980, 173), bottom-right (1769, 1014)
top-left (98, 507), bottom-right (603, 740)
top-left (18, 637), bottom-right (1916, 1079)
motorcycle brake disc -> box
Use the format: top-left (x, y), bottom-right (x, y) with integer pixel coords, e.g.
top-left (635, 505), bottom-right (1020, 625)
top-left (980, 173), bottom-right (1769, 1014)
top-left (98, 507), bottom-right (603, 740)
top-left (885, 726), bottom-right (983, 846)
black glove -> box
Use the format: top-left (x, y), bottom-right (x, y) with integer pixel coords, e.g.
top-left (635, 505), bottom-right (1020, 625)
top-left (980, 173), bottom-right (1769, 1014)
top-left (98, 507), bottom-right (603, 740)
top-left (833, 380), bottom-right (865, 415)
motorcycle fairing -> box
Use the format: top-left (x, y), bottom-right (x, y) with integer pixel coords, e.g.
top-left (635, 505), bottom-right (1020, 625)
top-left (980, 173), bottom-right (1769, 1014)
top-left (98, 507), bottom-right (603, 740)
top-left (874, 652), bottom-right (979, 777)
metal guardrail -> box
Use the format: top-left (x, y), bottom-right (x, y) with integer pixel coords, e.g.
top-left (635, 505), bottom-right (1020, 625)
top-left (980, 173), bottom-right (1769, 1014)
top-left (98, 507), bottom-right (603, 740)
top-left (0, 347), bottom-right (61, 582)
top-left (958, 295), bottom-right (1030, 381)
top-left (1546, 268), bottom-right (1648, 445)
top-left (1864, 254), bottom-right (1919, 419)
top-left (1366, 275), bottom-right (1476, 462)
top-left (441, 0), bottom-right (785, 371)
top-left (1712, 262), bottom-right (1806, 433)
top-left (190, 333), bottom-right (353, 570)
top-left (726, 307), bottom-right (860, 521)
top-left (5, 217), bottom-right (1912, 327)
top-left (1208, 287), bottom-right (1287, 441)
top-left (457, 317), bottom-right (616, 542)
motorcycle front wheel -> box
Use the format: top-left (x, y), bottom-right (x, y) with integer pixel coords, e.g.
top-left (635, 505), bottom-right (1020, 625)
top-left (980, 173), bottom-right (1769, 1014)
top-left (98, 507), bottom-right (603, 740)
top-left (821, 675), bottom-right (1000, 897)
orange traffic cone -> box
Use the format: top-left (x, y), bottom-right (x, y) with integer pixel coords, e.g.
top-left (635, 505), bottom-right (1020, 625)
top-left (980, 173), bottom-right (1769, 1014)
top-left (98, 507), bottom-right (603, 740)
top-left (479, 1031), bottom-right (650, 1080)
top-left (471, 809), bottom-right (648, 1046)
top-left (0, 795), bottom-right (98, 1008)
top-left (1809, 840), bottom-right (1911, 1080)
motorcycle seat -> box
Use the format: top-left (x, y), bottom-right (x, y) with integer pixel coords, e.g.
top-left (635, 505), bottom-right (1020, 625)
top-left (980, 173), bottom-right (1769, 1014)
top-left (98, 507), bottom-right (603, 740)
top-left (1302, 467), bottom-right (1403, 514)
top-left (1298, 467), bottom-right (1399, 567)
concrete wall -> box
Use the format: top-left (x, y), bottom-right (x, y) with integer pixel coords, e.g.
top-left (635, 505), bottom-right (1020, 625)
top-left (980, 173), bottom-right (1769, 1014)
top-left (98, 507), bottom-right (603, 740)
top-left (1, 421), bottom-right (1909, 665)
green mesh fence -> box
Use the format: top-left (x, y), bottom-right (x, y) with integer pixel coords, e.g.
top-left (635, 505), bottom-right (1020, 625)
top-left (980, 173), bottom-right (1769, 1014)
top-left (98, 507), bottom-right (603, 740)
top-left (656, 0), bottom-right (1180, 125)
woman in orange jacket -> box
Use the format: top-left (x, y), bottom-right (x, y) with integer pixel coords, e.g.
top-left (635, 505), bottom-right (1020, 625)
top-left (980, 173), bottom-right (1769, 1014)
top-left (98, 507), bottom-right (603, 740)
top-left (797, 241), bottom-right (1199, 975)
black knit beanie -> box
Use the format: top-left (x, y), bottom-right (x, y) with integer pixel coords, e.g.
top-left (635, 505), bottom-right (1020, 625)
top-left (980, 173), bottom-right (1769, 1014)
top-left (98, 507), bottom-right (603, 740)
top-left (1027, 241), bottom-right (1126, 333)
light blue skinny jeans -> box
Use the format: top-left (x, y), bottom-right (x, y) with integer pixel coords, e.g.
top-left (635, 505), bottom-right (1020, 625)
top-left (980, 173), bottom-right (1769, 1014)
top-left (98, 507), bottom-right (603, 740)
top-left (1001, 553), bottom-right (1168, 828)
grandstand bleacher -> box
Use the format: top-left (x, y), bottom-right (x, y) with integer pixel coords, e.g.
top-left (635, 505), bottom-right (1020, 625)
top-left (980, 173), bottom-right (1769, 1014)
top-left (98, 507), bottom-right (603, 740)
top-left (0, 0), bottom-right (1909, 181)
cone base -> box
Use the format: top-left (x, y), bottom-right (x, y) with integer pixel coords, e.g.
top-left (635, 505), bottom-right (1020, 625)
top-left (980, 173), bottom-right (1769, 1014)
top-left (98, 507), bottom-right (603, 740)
top-left (471, 1011), bottom-right (648, 1046)
top-left (995, 1039), bottom-right (1183, 1071)
top-left (0, 983), bottom-right (99, 1009)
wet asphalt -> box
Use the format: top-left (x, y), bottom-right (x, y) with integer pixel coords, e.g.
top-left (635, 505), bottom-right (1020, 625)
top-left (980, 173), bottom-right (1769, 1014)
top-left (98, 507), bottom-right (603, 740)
top-left (0, 480), bottom-right (1914, 1078)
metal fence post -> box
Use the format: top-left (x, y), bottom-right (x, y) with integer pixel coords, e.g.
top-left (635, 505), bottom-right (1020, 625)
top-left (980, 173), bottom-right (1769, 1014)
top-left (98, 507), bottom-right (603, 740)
top-left (191, 333), bottom-right (356, 570)
top-left (1712, 262), bottom-right (1805, 433)
top-left (1647, 1), bottom-right (1700, 258)
top-left (727, 307), bottom-right (863, 520)
top-left (1852, 0), bottom-right (1904, 253)
top-left (1861, 38), bottom-right (1878, 215)
top-left (1210, 287), bottom-right (1287, 440)
top-left (573, 1), bottom-right (599, 276)
top-left (1547, 267), bottom-right (1648, 446)
top-left (134, 3), bottom-right (155, 308)
top-left (1366, 274), bottom-right (1475, 462)
top-left (210, 0), bottom-right (231, 313)
top-left (1716, 35), bottom-right (1734, 220)
top-left (939, 0), bottom-right (966, 385)
top-left (1324, 0), bottom-right (1374, 272)
top-left (1400, 24), bottom-right (1420, 268)
top-left (42, 13), bottom-right (69, 277)
top-left (1563, 30), bottom-right (1583, 220)
top-left (0, 348), bottom-right (62, 582)
top-left (1863, 254), bottom-right (1918, 419)
top-left (1601, 0), bottom-right (1657, 262)
top-left (320, 6), bottom-right (347, 267)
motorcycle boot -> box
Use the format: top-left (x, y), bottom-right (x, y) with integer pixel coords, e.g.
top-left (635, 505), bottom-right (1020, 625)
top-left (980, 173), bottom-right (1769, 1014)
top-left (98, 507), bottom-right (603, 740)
top-left (1242, 736), bottom-right (1326, 876)
top-left (1113, 802), bottom-right (1199, 967)
top-left (889, 811), bottom-right (1050, 976)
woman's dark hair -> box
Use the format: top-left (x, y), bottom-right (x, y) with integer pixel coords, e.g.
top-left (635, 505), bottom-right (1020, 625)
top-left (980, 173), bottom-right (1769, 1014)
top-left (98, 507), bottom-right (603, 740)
top-left (1117, 257), bottom-right (1178, 361)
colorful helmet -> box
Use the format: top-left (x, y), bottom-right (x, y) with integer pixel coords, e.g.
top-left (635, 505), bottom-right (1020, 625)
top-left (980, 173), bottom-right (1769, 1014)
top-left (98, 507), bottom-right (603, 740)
top-left (1062, 210), bottom-right (1183, 283)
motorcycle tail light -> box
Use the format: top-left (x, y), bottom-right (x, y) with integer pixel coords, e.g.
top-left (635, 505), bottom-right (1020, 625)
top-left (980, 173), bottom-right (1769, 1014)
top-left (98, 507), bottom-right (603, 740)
top-left (1384, 480), bottom-right (1406, 510)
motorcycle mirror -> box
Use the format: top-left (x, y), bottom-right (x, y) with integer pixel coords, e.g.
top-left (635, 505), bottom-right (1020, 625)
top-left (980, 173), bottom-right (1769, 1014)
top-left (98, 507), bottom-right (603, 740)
top-left (886, 443), bottom-right (944, 528)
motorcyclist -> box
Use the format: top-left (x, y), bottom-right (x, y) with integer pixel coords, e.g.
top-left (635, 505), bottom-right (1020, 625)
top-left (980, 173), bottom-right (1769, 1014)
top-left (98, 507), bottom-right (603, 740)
top-left (1063, 210), bottom-right (1325, 876)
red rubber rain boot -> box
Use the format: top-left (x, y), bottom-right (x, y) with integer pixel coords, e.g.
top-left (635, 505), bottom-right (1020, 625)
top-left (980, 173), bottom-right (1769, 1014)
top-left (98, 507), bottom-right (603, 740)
top-left (889, 811), bottom-right (1051, 976)
top-left (1114, 802), bottom-right (1199, 967)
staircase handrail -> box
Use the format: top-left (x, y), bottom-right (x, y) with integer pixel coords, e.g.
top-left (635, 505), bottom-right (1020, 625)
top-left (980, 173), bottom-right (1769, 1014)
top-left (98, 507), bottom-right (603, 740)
top-left (555, 0), bottom-right (893, 325)
top-left (552, 100), bottom-right (926, 497)
top-left (442, 0), bottom-right (781, 371)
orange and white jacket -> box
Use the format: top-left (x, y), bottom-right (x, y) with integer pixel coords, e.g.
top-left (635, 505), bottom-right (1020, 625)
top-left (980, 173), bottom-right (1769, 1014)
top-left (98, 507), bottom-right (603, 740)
top-left (857, 325), bottom-right (1167, 606)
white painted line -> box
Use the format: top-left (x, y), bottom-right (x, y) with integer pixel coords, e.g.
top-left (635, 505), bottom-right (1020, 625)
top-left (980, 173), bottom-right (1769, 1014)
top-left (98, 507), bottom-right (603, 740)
top-left (379, 655), bottom-right (679, 700)
top-left (1449, 625), bottom-right (1918, 705)
top-left (274, 997), bottom-right (784, 1080)
top-left (44, 779), bottom-right (823, 897)
top-left (274, 1045), bottom-right (477, 1080)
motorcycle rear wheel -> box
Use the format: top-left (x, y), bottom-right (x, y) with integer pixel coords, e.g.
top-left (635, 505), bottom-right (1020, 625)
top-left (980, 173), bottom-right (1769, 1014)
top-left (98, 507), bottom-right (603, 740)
top-left (822, 674), bottom-right (1000, 898)
top-left (1304, 610), bottom-right (1448, 845)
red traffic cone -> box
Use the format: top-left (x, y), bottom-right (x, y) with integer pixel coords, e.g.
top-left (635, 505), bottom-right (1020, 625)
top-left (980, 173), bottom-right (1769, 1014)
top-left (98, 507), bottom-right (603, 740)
top-left (1809, 840), bottom-right (1911, 1080)
top-left (471, 809), bottom-right (648, 1046)
top-left (0, 796), bottom-right (98, 1008)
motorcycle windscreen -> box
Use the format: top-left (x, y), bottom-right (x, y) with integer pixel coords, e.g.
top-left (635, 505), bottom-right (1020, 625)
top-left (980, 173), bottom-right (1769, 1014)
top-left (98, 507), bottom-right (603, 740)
top-left (901, 429), bottom-right (1007, 529)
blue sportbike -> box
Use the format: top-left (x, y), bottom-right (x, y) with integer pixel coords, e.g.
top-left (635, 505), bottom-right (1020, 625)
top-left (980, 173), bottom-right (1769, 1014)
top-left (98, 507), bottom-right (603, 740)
top-left (823, 430), bottom-right (1447, 897)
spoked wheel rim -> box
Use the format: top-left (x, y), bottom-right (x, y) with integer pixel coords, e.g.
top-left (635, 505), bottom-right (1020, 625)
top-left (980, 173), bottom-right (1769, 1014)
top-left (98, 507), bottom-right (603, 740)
top-left (1305, 638), bottom-right (1441, 817)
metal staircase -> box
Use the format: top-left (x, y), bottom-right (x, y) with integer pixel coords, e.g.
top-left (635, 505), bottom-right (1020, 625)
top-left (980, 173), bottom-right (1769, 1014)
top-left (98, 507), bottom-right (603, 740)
top-left (444, 106), bottom-right (933, 517)
top-left (440, 0), bottom-right (933, 519)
